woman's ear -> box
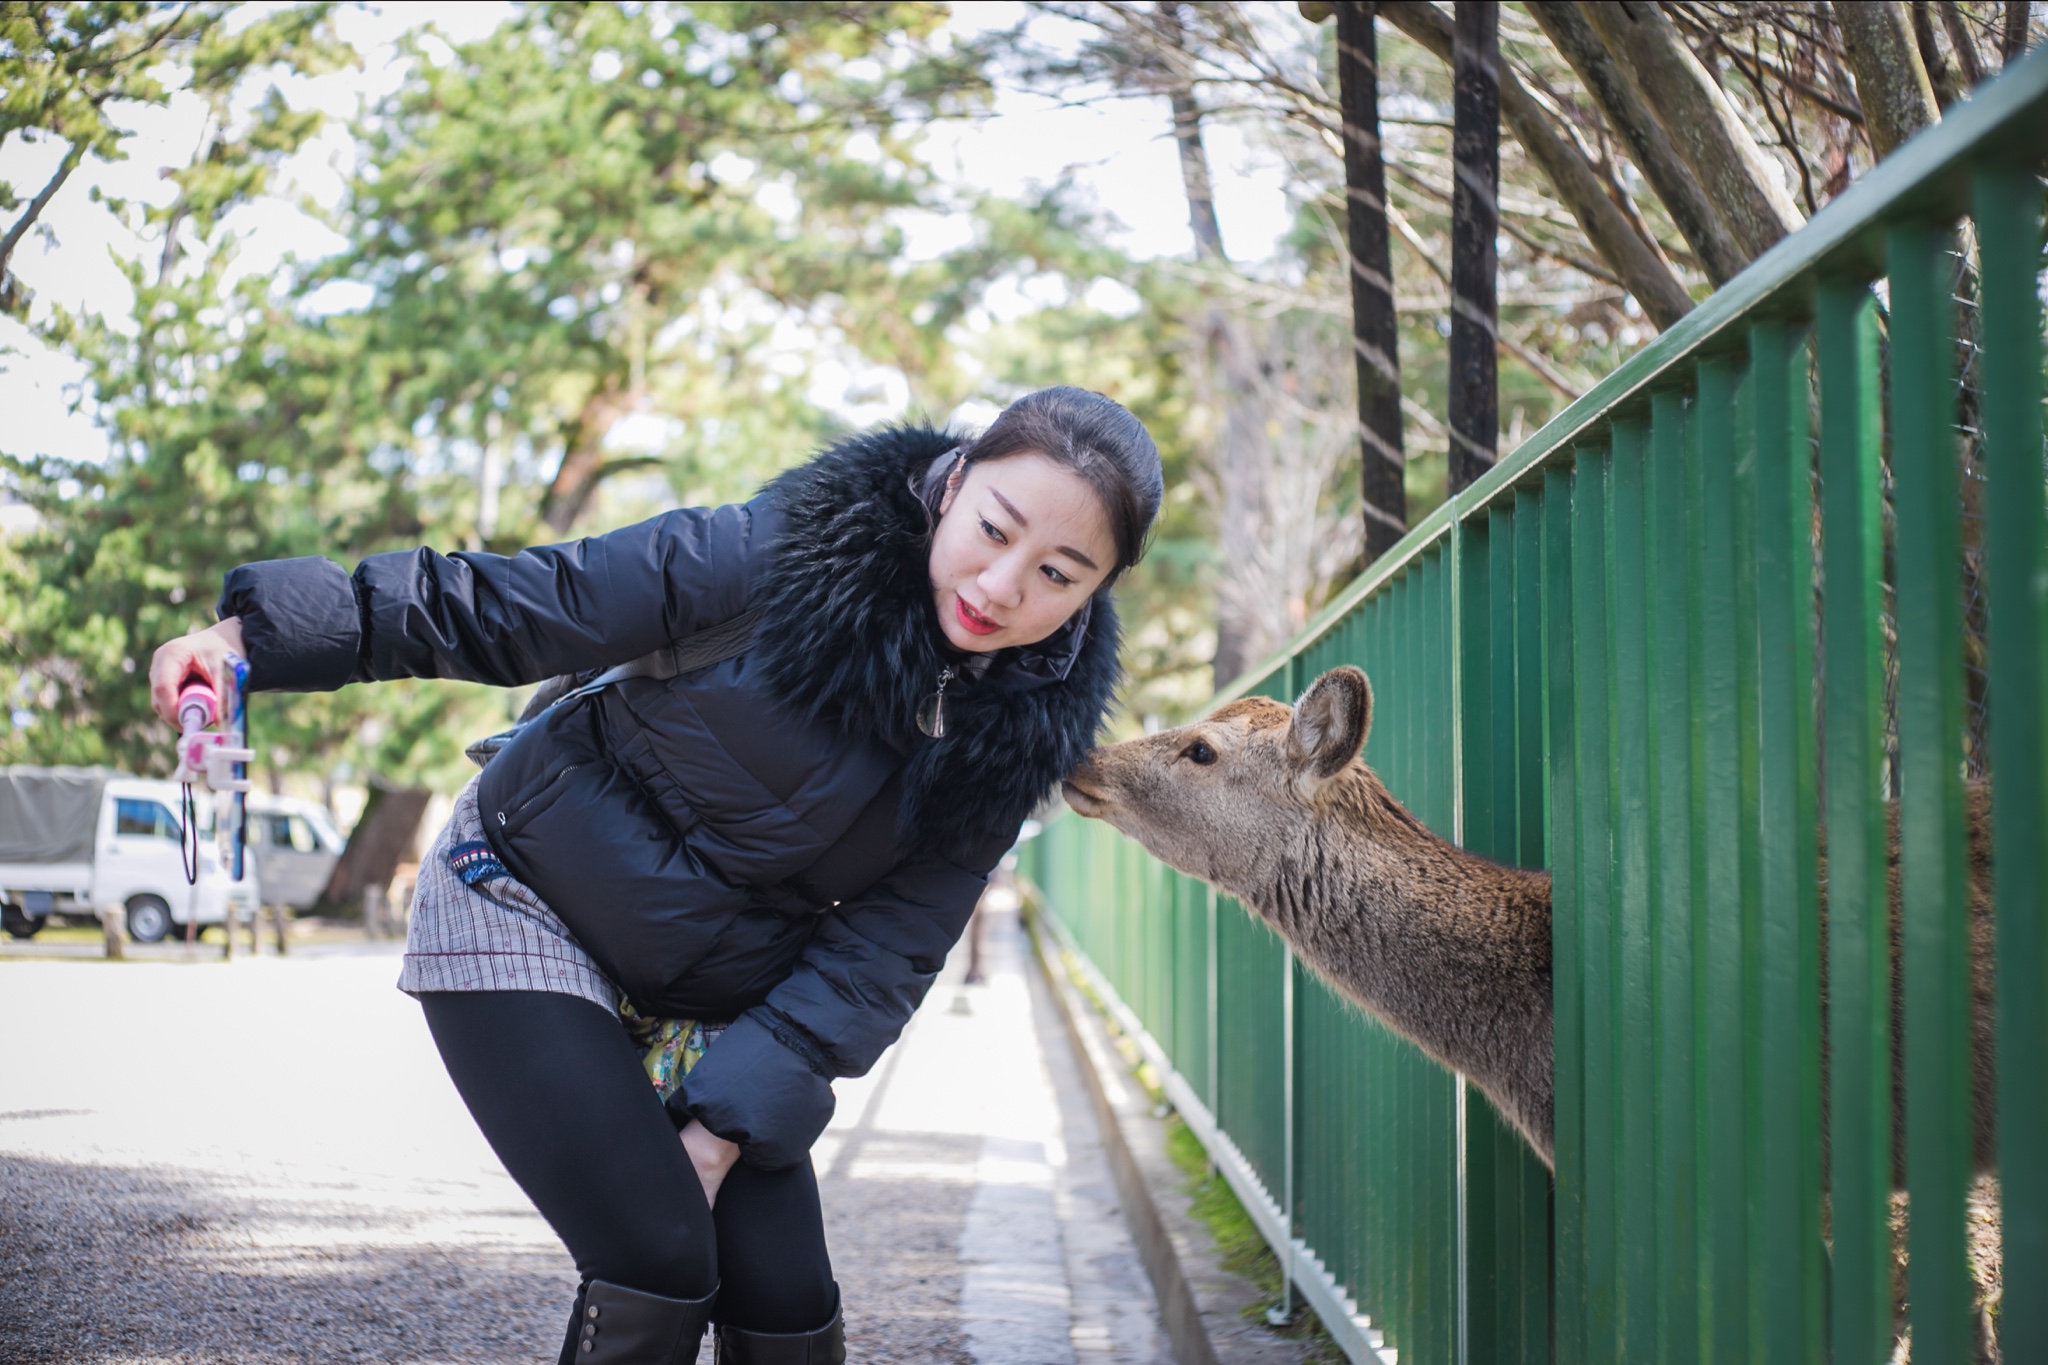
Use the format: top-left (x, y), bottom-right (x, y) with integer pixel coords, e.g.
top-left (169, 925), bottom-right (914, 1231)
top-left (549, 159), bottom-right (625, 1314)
top-left (937, 454), bottom-right (967, 517)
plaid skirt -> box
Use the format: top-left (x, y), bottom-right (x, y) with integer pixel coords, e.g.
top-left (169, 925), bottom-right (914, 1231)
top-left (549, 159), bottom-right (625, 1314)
top-left (398, 777), bottom-right (620, 1015)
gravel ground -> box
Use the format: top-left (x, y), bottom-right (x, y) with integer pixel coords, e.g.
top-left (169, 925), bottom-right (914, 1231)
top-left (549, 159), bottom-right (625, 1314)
top-left (0, 913), bottom-right (1170, 1364)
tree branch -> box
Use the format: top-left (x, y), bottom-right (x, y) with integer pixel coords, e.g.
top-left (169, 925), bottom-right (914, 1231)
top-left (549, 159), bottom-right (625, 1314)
top-left (1577, 0), bottom-right (1804, 261)
top-left (1386, 202), bottom-right (1587, 403)
top-left (1526, 0), bottom-right (1748, 285)
top-left (0, 139), bottom-right (87, 284)
top-left (1377, 0), bottom-right (1696, 331)
top-left (1833, 0), bottom-right (1939, 158)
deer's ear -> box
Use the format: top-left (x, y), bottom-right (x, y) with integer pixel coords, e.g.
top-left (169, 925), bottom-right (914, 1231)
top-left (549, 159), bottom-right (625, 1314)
top-left (1287, 666), bottom-right (1372, 781)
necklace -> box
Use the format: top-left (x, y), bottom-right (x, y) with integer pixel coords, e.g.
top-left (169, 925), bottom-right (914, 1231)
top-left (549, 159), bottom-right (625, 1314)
top-left (917, 665), bottom-right (956, 738)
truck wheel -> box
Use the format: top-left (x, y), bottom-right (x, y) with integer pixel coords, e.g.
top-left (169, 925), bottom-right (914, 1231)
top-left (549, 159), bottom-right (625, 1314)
top-left (2, 904), bottom-right (45, 939)
top-left (126, 896), bottom-right (172, 944)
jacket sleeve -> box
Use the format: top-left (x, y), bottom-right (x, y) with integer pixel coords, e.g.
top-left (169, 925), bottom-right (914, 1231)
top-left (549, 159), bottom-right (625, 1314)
top-left (216, 497), bottom-right (768, 694)
top-left (674, 828), bottom-right (1012, 1169)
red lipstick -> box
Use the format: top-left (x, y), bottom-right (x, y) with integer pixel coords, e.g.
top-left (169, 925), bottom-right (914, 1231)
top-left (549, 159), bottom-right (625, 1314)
top-left (955, 595), bottom-right (1000, 636)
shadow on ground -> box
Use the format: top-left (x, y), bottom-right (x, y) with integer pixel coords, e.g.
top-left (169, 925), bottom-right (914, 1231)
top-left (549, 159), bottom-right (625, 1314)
top-left (4, 1133), bottom-right (1001, 1364)
top-left (0, 1152), bottom-right (570, 1363)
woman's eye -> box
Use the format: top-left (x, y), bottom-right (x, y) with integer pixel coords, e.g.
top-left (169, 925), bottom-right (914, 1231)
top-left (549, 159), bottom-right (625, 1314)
top-left (1042, 565), bottom-right (1074, 587)
top-left (979, 518), bottom-right (1007, 545)
top-left (1181, 739), bottom-right (1217, 766)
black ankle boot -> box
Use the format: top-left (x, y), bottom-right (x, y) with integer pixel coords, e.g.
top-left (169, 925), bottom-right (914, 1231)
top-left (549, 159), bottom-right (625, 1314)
top-left (713, 1287), bottom-right (846, 1365)
top-left (563, 1278), bottom-right (717, 1364)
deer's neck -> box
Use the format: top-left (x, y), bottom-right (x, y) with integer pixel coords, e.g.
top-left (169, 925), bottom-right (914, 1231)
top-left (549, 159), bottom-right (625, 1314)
top-left (1251, 786), bottom-right (1555, 1155)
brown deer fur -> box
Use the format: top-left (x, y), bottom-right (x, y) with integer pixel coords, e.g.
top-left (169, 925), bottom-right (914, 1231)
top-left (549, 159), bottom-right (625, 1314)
top-left (1062, 665), bottom-right (1996, 1179)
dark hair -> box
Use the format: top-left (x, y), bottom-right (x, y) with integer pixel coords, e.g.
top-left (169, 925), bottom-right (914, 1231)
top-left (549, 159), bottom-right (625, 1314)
top-left (955, 386), bottom-right (1162, 582)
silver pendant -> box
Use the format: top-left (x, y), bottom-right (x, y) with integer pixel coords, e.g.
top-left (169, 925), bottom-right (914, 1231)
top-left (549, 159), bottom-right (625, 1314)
top-left (918, 666), bottom-right (956, 738)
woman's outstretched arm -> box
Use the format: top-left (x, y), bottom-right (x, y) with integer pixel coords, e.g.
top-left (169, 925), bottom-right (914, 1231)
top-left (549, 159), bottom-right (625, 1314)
top-left (195, 495), bottom-right (774, 698)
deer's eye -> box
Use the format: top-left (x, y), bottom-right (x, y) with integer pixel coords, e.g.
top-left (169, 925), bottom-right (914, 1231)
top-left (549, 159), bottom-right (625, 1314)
top-left (1180, 738), bottom-right (1217, 766)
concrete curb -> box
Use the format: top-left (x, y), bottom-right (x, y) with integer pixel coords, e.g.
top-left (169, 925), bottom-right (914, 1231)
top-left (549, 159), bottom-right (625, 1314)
top-left (1027, 914), bottom-right (1312, 1365)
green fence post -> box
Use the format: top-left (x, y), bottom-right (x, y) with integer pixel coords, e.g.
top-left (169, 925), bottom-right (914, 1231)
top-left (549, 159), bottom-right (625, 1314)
top-left (1747, 321), bottom-right (1824, 1364)
top-left (1513, 486), bottom-right (1554, 1362)
top-left (1975, 162), bottom-right (2047, 1365)
top-left (1608, 416), bottom-right (1658, 1362)
top-left (1543, 464), bottom-right (1580, 1365)
top-left (1888, 217), bottom-right (1975, 1363)
top-left (1694, 354), bottom-right (1750, 1365)
top-left (1573, 443), bottom-right (1618, 1363)
top-left (1648, 387), bottom-right (1701, 1365)
top-left (1817, 279), bottom-right (1892, 1365)
top-left (1729, 347), bottom-right (1768, 1365)
top-left (1459, 510), bottom-right (1498, 1365)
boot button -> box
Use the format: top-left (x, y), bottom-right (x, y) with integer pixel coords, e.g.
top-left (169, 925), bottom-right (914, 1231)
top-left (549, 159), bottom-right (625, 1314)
top-left (581, 1342), bottom-right (594, 1353)
top-left (587, 1305), bottom-right (600, 1320)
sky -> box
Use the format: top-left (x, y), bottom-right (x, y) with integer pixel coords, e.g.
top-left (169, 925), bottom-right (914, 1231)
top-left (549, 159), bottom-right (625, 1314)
top-left (0, 2), bottom-right (1295, 470)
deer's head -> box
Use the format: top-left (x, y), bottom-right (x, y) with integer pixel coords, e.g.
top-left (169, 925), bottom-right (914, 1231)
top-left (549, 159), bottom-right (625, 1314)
top-left (1062, 666), bottom-right (1374, 898)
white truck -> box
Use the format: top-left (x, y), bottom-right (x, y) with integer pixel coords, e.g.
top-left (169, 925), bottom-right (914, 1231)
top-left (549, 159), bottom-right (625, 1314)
top-left (244, 791), bottom-right (346, 911)
top-left (0, 766), bottom-right (260, 942)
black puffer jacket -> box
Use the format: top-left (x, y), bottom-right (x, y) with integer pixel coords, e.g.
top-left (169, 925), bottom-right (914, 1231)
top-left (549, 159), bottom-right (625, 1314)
top-left (218, 426), bottom-right (1121, 1168)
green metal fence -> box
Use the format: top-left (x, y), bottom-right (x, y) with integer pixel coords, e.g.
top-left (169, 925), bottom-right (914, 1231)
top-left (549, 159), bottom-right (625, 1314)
top-left (1023, 49), bottom-right (2048, 1365)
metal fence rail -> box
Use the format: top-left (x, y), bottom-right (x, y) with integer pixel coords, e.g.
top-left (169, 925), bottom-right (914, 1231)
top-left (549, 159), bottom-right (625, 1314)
top-left (1022, 48), bottom-right (2048, 1365)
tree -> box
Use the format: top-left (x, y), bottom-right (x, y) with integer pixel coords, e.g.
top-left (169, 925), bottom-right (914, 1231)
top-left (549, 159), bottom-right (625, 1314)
top-left (0, 2), bottom-right (337, 315)
top-left (1332, 1), bottom-right (1407, 561)
top-left (2, 2), bottom-right (1026, 780)
top-left (1447, 0), bottom-right (1498, 495)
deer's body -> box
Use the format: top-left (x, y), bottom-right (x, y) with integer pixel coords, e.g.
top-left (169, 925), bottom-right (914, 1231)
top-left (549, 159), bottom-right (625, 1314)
top-left (1063, 666), bottom-right (1996, 1177)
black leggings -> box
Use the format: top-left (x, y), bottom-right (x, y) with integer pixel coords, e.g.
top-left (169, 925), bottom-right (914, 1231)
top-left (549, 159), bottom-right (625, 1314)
top-left (419, 990), bottom-right (837, 1333)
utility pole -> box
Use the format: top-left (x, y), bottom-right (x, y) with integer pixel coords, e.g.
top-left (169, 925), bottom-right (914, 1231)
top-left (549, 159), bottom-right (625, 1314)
top-left (1448, 0), bottom-right (1500, 495)
top-left (1337, 2), bottom-right (1407, 561)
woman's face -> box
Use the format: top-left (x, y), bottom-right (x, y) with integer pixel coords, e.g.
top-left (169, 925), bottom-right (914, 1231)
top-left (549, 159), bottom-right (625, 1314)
top-left (929, 451), bottom-right (1117, 654)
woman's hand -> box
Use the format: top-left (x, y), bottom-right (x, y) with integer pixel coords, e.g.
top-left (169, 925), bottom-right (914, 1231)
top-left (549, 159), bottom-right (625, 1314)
top-left (148, 617), bottom-right (248, 726)
top-left (680, 1118), bottom-right (740, 1208)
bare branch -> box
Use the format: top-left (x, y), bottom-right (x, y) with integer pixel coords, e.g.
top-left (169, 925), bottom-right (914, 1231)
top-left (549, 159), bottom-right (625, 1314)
top-left (1385, 202), bottom-right (1587, 402)
top-left (0, 139), bottom-right (86, 284)
top-left (1378, 0), bottom-right (1696, 329)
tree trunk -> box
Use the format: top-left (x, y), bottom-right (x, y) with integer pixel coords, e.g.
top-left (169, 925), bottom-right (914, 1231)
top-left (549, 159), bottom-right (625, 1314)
top-left (538, 384), bottom-right (624, 533)
top-left (319, 780), bottom-right (431, 918)
top-left (1449, 1), bottom-right (1499, 495)
top-left (1526, 1), bottom-right (1749, 285)
top-left (1378, 1), bottom-right (1696, 331)
top-left (1579, 0), bottom-right (1805, 262)
top-left (1160, 3), bottom-right (1225, 262)
top-left (2001, 0), bottom-right (2033, 64)
top-left (1336, 2), bottom-right (1407, 561)
top-left (1911, 0), bottom-right (1967, 109)
top-left (1157, 2), bottom-right (1264, 685)
top-left (1935, 0), bottom-right (1986, 88)
top-left (1835, 1), bottom-right (1941, 158)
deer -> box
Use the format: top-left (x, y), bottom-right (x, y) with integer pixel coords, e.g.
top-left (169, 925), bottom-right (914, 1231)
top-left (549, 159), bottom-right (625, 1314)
top-left (1060, 665), bottom-right (1999, 1182)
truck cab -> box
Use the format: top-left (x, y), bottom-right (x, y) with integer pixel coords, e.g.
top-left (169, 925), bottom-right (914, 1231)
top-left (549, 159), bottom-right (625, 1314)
top-left (0, 767), bottom-right (258, 941)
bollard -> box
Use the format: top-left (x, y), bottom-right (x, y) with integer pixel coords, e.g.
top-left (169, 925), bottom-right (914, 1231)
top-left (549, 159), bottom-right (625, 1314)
top-left (245, 903), bottom-right (261, 956)
top-left (363, 884), bottom-right (387, 940)
top-left (221, 904), bottom-right (234, 961)
top-left (270, 900), bottom-right (290, 957)
top-left (99, 904), bottom-right (126, 961)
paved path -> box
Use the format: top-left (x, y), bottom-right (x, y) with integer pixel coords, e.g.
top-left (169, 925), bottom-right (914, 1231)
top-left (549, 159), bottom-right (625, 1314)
top-left (0, 906), bottom-right (1172, 1364)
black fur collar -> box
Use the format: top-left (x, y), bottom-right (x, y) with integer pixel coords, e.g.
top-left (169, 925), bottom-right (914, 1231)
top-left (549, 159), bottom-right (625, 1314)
top-left (752, 424), bottom-right (1123, 852)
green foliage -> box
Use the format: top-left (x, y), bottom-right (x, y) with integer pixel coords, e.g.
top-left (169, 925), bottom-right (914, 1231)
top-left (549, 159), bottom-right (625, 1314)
top-left (325, 0), bottom-right (998, 530)
top-left (0, 2), bottom-right (1128, 787)
top-left (0, 1), bottom-right (339, 315)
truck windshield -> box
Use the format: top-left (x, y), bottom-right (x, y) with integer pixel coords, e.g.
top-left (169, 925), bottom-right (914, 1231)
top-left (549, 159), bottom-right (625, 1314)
top-left (114, 796), bottom-right (212, 841)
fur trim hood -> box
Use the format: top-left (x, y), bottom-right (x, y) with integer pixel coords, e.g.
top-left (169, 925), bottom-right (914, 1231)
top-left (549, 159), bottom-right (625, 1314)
top-left (751, 424), bottom-right (1124, 851)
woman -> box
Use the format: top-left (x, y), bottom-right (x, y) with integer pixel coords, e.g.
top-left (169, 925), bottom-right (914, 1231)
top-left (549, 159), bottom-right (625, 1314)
top-left (149, 387), bottom-right (1161, 1365)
